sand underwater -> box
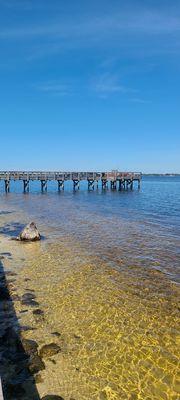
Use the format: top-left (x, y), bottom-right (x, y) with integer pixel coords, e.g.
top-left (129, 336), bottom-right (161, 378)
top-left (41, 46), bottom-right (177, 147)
top-left (0, 188), bottom-right (180, 400)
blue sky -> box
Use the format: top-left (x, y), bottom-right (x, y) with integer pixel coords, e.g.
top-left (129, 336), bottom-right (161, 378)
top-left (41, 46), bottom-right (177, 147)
top-left (0, 0), bottom-right (180, 173)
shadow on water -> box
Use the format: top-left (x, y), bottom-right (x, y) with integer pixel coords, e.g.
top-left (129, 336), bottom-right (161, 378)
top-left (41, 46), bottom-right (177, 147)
top-left (0, 260), bottom-right (41, 400)
top-left (0, 223), bottom-right (24, 238)
top-left (0, 212), bottom-right (13, 216)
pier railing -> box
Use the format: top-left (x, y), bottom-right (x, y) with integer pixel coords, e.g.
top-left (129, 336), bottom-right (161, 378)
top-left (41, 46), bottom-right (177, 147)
top-left (0, 171), bottom-right (142, 192)
top-left (0, 171), bottom-right (141, 180)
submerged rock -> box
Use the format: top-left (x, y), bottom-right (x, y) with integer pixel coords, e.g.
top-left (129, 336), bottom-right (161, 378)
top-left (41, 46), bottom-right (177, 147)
top-left (33, 308), bottom-right (44, 316)
top-left (35, 374), bottom-right (43, 383)
top-left (17, 222), bottom-right (41, 241)
top-left (39, 343), bottom-right (61, 359)
top-left (51, 331), bottom-right (61, 337)
top-left (21, 292), bottom-right (39, 307)
top-left (22, 338), bottom-right (45, 374)
top-left (29, 353), bottom-right (45, 374)
top-left (22, 338), bottom-right (38, 355)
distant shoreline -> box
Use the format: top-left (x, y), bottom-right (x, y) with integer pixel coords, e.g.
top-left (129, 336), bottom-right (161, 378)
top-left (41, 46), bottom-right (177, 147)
top-left (142, 173), bottom-right (180, 176)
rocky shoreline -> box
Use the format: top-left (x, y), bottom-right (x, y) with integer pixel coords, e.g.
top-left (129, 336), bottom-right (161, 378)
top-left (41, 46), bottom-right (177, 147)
top-left (0, 242), bottom-right (67, 400)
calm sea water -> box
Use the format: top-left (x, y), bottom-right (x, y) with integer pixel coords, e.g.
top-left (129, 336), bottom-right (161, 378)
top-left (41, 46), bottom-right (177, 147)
top-left (0, 176), bottom-right (180, 282)
top-left (0, 175), bottom-right (180, 400)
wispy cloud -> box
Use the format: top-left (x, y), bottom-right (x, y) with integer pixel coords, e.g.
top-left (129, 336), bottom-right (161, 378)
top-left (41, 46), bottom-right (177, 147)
top-left (36, 81), bottom-right (71, 96)
top-left (92, 73), bottom-right (136, 98)
top-left (0, 11), bottom-right (180, 40)
top-left (129, 97), bottom-right (151, 104)
top-left (0, 0), bottom-right (32, 9)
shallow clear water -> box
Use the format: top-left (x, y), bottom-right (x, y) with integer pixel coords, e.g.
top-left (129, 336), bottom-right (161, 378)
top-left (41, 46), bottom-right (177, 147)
top-left (0, 176), bottom-right (180, 399)
top-left (1, 176), bottom-right (180, 281)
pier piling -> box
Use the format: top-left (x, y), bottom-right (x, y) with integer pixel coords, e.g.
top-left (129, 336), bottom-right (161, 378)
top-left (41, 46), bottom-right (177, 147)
top-left (88, 180), bottom-right (95, 190)
top-left (58, 180), bottom-right (64, 191)
top-left (73, 180), bottom-right (80, 190)
top-left (41, 180), bottom-right (47, 192)
top-left (4, 180), bottom-right (10, 193)
top-left (102, 179), bottom-right (108, 190)
top-left (23, 180), bottom-right (29, 193)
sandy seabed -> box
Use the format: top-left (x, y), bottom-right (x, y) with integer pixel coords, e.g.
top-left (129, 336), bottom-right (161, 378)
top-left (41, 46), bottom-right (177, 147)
top-left (0, 211), bottom-right (179, 400)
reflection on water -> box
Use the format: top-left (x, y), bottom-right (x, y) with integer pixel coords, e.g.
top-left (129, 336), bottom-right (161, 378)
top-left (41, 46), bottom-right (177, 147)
top-left (0, 176), bottom-right (180, 399)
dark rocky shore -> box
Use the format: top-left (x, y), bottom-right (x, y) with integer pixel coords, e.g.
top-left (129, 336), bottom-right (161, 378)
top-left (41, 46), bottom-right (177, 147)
top-left (0, 255), bottom-right (66, 400)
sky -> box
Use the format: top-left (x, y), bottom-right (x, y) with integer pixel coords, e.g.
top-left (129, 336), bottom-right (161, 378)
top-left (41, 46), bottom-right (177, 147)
top-left (0, 0), bottom-right (180, 173)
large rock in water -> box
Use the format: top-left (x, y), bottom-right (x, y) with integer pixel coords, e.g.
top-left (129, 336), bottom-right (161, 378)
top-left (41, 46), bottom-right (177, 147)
top-left (18, 222), bottom-right (41, 241)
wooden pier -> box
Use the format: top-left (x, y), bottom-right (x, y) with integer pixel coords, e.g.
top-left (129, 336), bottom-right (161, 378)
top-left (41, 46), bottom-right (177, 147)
top-left (0, 171), bottom-right (141, 193)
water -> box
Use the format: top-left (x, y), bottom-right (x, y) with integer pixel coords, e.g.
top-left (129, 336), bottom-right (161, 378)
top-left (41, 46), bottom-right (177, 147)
top-left (1, 176), bottom-right (180, 281)
top-left (0, 176), bottom-right (180, 399)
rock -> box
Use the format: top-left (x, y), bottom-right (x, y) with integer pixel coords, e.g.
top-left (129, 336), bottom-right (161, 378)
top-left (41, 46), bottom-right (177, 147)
top-left (29, 353), bottom-right (45, 374)
top-left (21, 293), bottom-right (39, 307)
top-left (35, 374), bottom-right (43, 383)
top-left (21, 338), bottom-right (38, 355)
top-left (21, 325), bottom-right (36, 332)
top-left (21, 298), bottom-right (39, 307)
top-left (21, 338), bottom-right (45, 374)
top-left (17, 222), bottom-right (41, 241)
top-left (22, 292), bottom-right (36, 301)
top-left (51, 331), bottom-right (61, 337)
top-left (11, 294), bottom-right (20, 301)
top-left (74, 334), bottom-right (81, 339)
top-left (39, 343), bottom-right (61, 359)
top-left (41, 396), bottom-right (64, 400)
top-left (33, 308), bottom-right (44, 316)
top-left (5, 271), bottom-right (17, 276)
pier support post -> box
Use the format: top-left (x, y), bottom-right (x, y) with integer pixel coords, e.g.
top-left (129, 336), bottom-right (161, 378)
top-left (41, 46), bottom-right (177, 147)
top-left (130, 180), bottom-right (133, 190)
top-left (23, 180), bottom-right (29, 193)
top-left (111, 181), bottom-right (117, 190)
top-left (138, 179), bottom-right (140, 189)
top-left (58, 180), bottom-right (64, 191)
top-left (118, 180), bottom-right (122, 191)
top-left (73, 180), bottom-right (80, 190)
top-left (88, 180), bottom-right (94, 190)
top-left (102, 179), bottom-right (108, 190)
top-left (41, 180), bottom-right (47, 192)
top-left (4, 180), bottom-right (10, 193)
top-left (122, 180), bottom-right (126, 190)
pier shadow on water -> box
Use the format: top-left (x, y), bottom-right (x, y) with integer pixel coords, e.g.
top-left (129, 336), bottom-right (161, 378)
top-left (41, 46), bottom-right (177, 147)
top-left (0, 259), bottom-right (41, 400)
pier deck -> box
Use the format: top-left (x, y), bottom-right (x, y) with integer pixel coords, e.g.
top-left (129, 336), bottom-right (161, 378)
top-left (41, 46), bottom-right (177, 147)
top-left (0, 171), bottom-right (141, 192)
